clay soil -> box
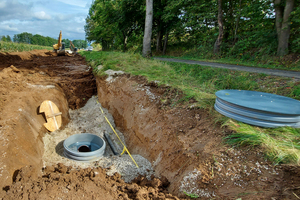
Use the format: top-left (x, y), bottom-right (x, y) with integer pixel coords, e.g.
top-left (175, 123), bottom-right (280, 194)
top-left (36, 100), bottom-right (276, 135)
top-left (0, 50), bottom-right (179, 200)
top-left (0, 50), bottom-right (299, 199)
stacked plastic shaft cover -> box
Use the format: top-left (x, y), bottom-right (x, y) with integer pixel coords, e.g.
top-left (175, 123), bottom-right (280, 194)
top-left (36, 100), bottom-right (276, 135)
top-left (214, 90), bottom-right (300, 128)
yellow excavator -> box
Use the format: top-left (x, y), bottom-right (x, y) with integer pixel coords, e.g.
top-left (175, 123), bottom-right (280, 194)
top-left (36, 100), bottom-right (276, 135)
top-left (53, 31), bottom-right (65, 56)
top-left (69, 41), bottom-right (78, 54)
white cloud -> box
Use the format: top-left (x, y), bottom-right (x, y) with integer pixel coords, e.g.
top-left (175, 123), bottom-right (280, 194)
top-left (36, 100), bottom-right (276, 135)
top-left (85, 2), bottom-right (91, 8)
top-left (0, 0), bottom-right (93, 40)
top-left (55, 0), bottom-right (87, 8)
top-left (0, 24), bottom-right (19, 32)
top-left (74, 16), bottom-right (85, 23)
top-left (75, 27), bottom-right (85, 34)
top-left (0, 0), bottom-right (33, 21)
top-left (0, 1), bottom-right (6, 9)
top-left (34, 11), bottom-right (51, 20)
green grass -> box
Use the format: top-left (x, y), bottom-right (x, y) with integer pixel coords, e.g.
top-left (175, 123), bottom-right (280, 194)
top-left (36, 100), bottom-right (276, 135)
top-left (225, 121), bottom-right (300, 164)
top-left (183, 191), bottom-right (199, 198)
top-left (154, 46), bottom-right (300, 71)
top-left (0, 41), bottom-right (52, 52)
top-left (81, 51), bottom-right (300, 165)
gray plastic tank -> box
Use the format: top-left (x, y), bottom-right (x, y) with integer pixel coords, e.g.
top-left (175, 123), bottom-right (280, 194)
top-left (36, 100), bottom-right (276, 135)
top-left (63, 133), bottom-right (106, 161)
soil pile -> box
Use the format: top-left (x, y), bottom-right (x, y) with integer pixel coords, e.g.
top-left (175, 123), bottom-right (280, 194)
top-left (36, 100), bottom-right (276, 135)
top-left (0, 49), bottom-right (96, 109)
top-left (3, 164), bottom-right (179, 200)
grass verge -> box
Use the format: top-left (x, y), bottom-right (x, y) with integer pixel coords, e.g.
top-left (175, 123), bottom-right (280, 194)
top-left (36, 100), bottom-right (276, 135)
top-left (81, 51), bottom-right (300, 165)
top-left (0, 41), bottom-right (52, 52)
top-left (153, 47), bottom-right (300, 72)
top-left (225, 121), bottom-right (300, 164)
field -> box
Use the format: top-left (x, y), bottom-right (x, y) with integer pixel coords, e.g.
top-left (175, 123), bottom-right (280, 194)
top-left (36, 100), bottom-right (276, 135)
top-left (0, 41), bottom-right (52, 52)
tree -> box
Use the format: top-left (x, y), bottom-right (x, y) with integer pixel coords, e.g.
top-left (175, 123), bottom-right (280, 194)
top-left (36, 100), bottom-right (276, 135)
top-left (31, 34), bottom-right (44, 45)
top-left (142, 0), bottom-right (154, 57)
top-left (1, 36), bottom-right (6, 42)
top-left (6, 35), bottom-right (12, 42)
top-left (83, 0), bottom-right (299, 58)
top-left (153, 0), bottom-right (182, 54)
top-left (72, 40), bottom-right (88, 48)
top-left (214, 0), bottom-right (224, 54)
top-left (62, 39), bottom-right (70, 48)
top-left (85, 0), bottom-right (144, 51)
top-left (274, 0), bottom-right (295, 56)
top-left (13, 32), bottom-right (33, 44)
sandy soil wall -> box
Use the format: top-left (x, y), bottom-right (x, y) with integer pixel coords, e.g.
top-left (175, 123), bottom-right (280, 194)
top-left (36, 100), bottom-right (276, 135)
top-left (0, 66), bottom-right (70, 192)
top-left (96, 74), bottom-right (222, 195)
top-left (0, 50), bottom-right (95, 193)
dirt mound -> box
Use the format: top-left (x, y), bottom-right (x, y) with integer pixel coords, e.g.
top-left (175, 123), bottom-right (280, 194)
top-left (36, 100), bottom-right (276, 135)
top-left (8, 49), bottom-right (51, 60)
top-left (0, 50), bottom-right (51, 64)
top-left (2, 164), bottom-right (180, 200)
top-left (0, 51), bottom-right (96, 109)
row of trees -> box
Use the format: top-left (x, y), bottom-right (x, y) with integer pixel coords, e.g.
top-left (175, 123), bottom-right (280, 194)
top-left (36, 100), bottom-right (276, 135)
top-left (85, 0), bottom-right (299, 57)
top-left (1, 32), bottom-right (88, 49)
top-left (62, 39), bottom-right (88, 49)
top-left (1, 35), bottom-right (12, 42)
top-left (13, 32), bottom-right (58, 46)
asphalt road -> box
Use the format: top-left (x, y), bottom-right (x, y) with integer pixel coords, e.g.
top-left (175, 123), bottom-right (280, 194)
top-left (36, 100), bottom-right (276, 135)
top-left (154, 57), bottom-right (300, 79)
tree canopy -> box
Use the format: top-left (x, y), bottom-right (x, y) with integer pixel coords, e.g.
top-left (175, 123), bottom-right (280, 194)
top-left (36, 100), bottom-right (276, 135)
top-left (85, 0), bottom-right (299, 56)
top-left (85, 0), bottom-right (145, 51)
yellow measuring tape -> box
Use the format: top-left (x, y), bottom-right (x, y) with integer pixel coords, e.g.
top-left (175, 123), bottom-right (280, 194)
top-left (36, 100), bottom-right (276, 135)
top-left (97, 101), bottom-right (139, 168)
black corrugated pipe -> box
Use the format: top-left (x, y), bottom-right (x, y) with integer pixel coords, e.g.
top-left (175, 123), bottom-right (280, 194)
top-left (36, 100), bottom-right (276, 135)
top-left (104, 132), bottom-right (119, 155)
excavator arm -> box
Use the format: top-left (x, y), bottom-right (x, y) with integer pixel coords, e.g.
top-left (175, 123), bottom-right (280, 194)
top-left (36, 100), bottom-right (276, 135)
top-left (53, 31), bottom-right (65, 56)
top-left (69, 41), bottom-right (78, 53)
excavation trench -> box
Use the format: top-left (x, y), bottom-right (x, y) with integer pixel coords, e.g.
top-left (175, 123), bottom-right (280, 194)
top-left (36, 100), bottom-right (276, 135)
top-left (0, 51), bottom-right (177, 199)
top-left (0, 51), bottom-right (300, 199)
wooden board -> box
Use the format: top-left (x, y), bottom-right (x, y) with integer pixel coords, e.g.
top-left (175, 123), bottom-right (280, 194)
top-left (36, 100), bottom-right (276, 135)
top-left (39, 100), bottom-right (62, 132)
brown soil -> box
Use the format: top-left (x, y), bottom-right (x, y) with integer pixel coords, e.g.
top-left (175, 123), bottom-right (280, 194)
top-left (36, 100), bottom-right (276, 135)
top-left (0, 50), bottom-right (299, 199)
top-left (0, 50), bottom-right (96, 109)
top-left (96, 74), bottom-right (300, 199)
top-left (0, 50), bottom-right (180, 200)
top-left (2, 164), bottom-right (178, 200)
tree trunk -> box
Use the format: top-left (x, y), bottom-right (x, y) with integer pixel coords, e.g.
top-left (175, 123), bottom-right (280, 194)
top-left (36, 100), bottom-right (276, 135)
top-left (275, 0), bottom-right (294, 56)
top-left (122, 32), bottom-right (127, 52)
top-left (142, 0), bottom-right (154, 57)
top-left (234, 0), bottom-right (242, 43)
top-left (162, 33), bottom-right (169, 55)
top-left (156, 17), bottom-right (163, 53)
top-left (214, 0), bottom-right (224, 54)
top-left (156, 31), bottom-right (161, 52)
top-left (102, 40), bottom-right (107, 51)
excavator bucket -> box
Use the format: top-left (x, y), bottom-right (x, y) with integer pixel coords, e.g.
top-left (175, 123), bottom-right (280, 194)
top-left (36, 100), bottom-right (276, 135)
top-left (57, 50), bottom-right (65, 56)
top-left (56, 42), bottom-right (65, 56)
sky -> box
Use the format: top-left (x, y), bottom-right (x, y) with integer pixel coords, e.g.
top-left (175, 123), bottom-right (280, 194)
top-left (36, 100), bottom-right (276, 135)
top-left (0, 0), bottom-right (93, 41)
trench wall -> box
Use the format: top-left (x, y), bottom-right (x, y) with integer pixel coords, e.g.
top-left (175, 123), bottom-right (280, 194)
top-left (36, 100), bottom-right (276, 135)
top-left (0, 85), bottom-right (69, 191)
top-left (96, 75), bottom-right (209, 194)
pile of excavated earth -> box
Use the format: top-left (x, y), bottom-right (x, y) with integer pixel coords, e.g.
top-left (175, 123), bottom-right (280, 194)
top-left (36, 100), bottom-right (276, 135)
top-left (0, 50), bottom-right (299, 199)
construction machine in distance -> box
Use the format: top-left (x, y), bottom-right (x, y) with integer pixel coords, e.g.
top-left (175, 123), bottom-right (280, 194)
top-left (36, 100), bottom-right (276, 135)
top-left (69, 41), bottom-right (78, 54)
top-left (53, 31), bottom-right (65, 56)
